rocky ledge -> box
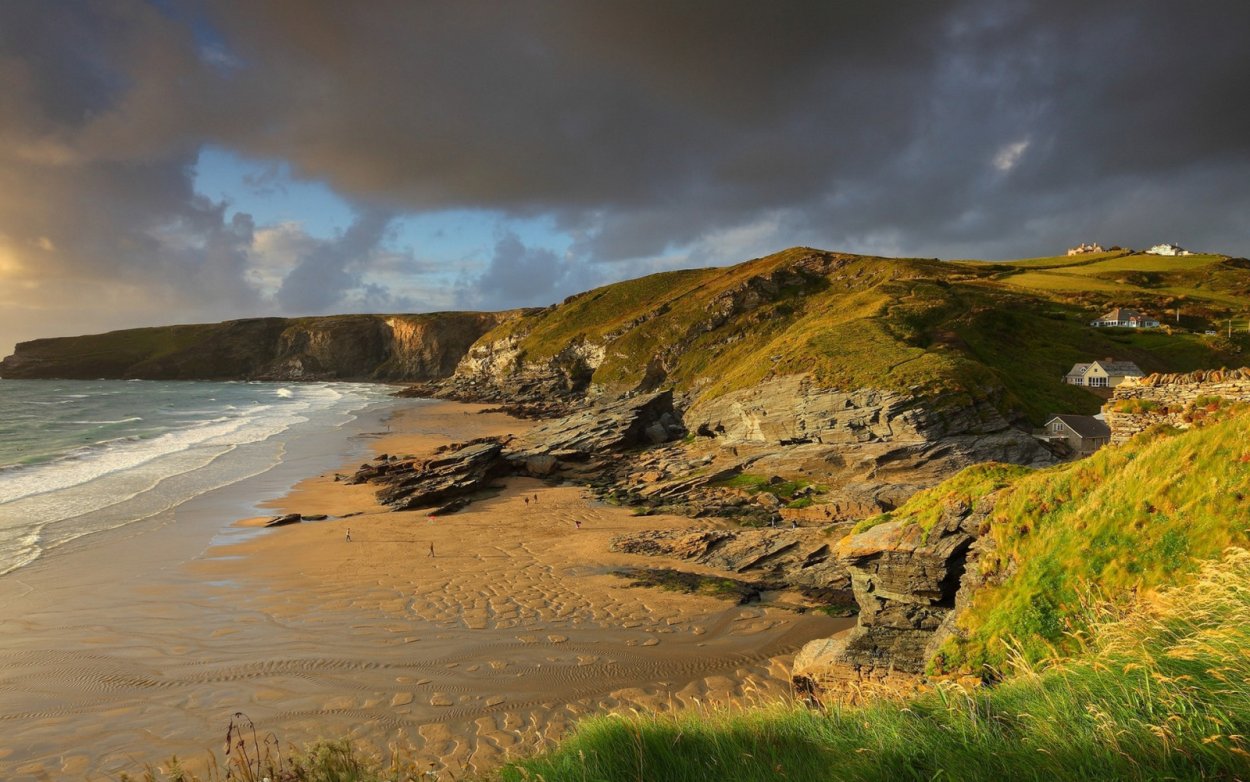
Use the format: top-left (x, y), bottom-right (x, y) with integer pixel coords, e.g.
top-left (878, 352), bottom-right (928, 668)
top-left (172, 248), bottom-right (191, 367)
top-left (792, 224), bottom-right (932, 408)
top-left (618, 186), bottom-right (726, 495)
top-left (346, 391), bottom-right (687, 511)
top-left (610, 527), bottom-right (855, 612)
top-left (791, 493), bottom-right (999, 702)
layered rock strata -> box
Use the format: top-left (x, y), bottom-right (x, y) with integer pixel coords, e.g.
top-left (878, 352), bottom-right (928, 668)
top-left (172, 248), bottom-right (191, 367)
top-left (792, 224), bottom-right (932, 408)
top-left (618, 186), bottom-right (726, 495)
top-left (350, 391), bottom-right (686, 511)
top-left (791, 495), bottom-right (998, 700)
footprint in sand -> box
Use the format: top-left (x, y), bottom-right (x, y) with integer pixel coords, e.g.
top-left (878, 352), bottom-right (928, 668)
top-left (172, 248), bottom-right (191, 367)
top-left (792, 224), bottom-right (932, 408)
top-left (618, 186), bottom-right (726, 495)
top-left (547, 634), bottom-right (568, 643)
top-left (430, 693), bottom-right (454, 707)
top-left (391, 692), bottom-right (414, 707)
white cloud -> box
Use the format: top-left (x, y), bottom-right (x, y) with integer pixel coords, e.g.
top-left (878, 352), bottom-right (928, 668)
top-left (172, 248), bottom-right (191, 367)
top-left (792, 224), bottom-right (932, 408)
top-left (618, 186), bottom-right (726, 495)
top-left (992, 138), bottom-right (1031, 172)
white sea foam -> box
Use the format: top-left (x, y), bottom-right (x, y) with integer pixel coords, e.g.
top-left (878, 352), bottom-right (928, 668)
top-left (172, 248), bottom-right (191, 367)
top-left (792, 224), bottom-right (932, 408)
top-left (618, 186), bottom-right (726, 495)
top-left (0, 380), bottom-right (390, 575)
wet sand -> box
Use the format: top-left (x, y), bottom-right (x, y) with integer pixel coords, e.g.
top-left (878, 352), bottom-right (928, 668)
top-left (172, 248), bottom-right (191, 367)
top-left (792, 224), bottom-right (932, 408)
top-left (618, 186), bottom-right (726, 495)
top-left (0, 400), bottom-right (849, 779)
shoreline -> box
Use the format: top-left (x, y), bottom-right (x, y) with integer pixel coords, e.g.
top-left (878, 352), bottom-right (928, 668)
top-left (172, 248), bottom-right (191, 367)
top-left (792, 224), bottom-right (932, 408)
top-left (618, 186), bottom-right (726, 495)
top-left (0, 396), bottom-right (849, 780)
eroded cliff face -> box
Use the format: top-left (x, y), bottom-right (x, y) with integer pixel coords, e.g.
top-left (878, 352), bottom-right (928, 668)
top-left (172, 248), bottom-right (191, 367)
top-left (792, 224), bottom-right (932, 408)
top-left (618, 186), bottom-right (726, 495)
top-left (0, 312), bottom-right (515, 381)
top-left (447, 326), bottom-right (605, 402)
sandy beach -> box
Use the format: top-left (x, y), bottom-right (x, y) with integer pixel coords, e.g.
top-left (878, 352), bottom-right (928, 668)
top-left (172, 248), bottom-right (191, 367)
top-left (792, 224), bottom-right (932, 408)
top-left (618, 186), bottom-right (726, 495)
top-left (0, 399), bottom-right (847, 779)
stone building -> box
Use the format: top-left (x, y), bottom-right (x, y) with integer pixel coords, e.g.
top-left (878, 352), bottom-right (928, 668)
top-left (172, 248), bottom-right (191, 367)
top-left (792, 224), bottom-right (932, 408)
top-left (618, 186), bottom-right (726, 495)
top-left (1041, 413), bottom-right (1111, 456)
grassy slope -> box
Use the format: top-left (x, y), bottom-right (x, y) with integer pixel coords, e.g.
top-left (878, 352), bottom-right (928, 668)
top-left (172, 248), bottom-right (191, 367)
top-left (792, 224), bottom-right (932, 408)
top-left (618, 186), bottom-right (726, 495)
top-left (478, 247), bottom-right (1250, 424)
top-left (499, 550), bottom-right (1250, 782)
top-left (849, 405), bottom-right (1250, 675)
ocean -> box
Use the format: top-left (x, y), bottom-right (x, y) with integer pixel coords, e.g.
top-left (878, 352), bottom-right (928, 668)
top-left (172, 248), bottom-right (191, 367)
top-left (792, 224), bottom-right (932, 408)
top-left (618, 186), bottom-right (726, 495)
top-left (0, 379), bottom-right (395, 576)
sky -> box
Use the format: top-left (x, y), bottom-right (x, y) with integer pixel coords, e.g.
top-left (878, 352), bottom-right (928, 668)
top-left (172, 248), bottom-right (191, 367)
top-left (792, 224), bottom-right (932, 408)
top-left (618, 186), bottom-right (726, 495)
top-left (2, 1), bottom-right (1249, 356)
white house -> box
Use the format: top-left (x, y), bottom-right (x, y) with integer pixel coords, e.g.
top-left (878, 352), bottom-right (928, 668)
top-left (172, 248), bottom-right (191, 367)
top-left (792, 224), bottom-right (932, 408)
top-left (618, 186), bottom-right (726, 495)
top-left (1063, 359), bottom-right (1144, 388)
top-left (1066, 242), bottom-right (1104, 256)
top-left (1146, 243), bottom-right (1194, 256)
top-left (1090, 308), bottom-right (1160, 328)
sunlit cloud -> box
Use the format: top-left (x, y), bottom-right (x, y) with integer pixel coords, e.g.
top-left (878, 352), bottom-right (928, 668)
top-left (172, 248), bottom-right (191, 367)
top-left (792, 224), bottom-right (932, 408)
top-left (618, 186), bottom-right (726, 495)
top-left (993, 139), bottom-right (1031, 172)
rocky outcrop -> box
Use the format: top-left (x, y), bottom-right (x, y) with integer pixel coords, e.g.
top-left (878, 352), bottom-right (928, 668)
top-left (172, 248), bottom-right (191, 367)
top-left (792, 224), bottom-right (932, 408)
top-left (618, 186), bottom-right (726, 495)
top-left (433, 323), bottom-right (603, 405)
top-left (368, 438), bottom-right (510, 511)
top-left (350, 391), bottom-right (687, 511)
top-left (688, 376), bottom-right (1029, 445)
top-left (792, 494), bottom-right (997, 699)
top-left (505, 391), bottom-right (685, 469)
top-left (1105, 367), bottom-right (1250, 444)
top-left (0, 312), bottom-right (514, 381)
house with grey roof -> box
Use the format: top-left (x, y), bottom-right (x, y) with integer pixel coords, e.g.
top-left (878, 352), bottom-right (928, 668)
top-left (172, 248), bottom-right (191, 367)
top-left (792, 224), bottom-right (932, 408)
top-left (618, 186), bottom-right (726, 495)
top-left (1090, 308), bottom-right (1160, 328)
top-left (1064, 359), bottom-right (1144, 388)
top-left (1042, 414), bottom-right (1112, 457)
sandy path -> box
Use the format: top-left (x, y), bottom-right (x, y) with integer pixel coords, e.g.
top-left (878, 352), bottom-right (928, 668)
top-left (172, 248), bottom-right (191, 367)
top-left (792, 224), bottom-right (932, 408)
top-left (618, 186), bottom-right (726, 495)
top-left (0, 400), bottom-right (848, 779)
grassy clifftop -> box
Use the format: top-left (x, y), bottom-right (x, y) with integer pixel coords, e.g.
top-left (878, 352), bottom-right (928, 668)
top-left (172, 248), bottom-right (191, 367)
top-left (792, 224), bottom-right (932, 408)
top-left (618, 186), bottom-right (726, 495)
top-left (851, 403), bottom-right (1250, 675)
top-left (473, 247), bottom-right (1250, 423)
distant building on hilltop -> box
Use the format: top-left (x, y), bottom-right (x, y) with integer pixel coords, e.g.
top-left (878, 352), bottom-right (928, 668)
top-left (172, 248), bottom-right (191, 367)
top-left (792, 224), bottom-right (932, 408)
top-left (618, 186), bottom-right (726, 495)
top-left (1042, 413), bottom-right (1112, 457)
top-left (1146, 243), bottom-right (1194, 256)
top-left (1066, 242), bottom-right (1104, 256)
top-left (1064, 359), bottom-right (1145, 388)
top-left (1090, 308), bottom-right (1160, 328)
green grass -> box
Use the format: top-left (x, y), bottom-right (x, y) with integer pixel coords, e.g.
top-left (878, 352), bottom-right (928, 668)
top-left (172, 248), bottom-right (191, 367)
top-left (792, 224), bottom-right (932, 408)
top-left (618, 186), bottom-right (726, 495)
top-left (881, 406), bottom-right (1250, 674)
top-left (716, 473), bottom-right (820, 502)
top-left (952, 249), bottom-right (1131, 269)
top-left (851, 463), bottom-right (1032, 539)
top-left (498, 548), bottom-right (1250, 781)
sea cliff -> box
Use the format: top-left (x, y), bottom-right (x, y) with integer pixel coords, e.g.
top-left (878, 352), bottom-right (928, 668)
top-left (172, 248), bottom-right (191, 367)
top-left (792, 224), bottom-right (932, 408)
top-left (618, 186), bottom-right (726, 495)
top-left (0, 312), bottom-right (518, 381)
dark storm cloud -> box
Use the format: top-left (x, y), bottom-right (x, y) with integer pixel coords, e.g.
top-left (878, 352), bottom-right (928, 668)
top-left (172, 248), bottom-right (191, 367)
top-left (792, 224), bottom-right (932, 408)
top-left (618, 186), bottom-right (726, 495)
top-left (2, 0), bottom-right (1249, 353)
top-left (196, 0), bottom-right (1250, 260)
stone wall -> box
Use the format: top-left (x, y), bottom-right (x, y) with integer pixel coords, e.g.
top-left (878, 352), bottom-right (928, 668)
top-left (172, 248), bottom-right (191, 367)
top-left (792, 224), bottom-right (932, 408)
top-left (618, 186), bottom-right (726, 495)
top-left (1104, 368), bottom-right (1250, 444)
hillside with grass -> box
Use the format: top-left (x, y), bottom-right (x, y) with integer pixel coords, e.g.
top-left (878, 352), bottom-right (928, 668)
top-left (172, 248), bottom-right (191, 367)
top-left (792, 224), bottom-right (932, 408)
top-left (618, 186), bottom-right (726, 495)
top-left (457, 247), bottom-right (1250, 424)
top-left (846, 401), bottom-right (1250, 678)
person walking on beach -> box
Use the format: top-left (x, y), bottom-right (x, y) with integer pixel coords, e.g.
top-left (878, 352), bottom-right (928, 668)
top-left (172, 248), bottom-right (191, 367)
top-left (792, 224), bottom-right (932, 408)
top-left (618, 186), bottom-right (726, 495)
top-left (428, 541), bottom-right (435, 558)
top-left (524, 496), bottom-right (529, 507)
top-left (574, 520), bottom-right (581, 529)
top-left (345, 527), bottom-right (351, 542)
